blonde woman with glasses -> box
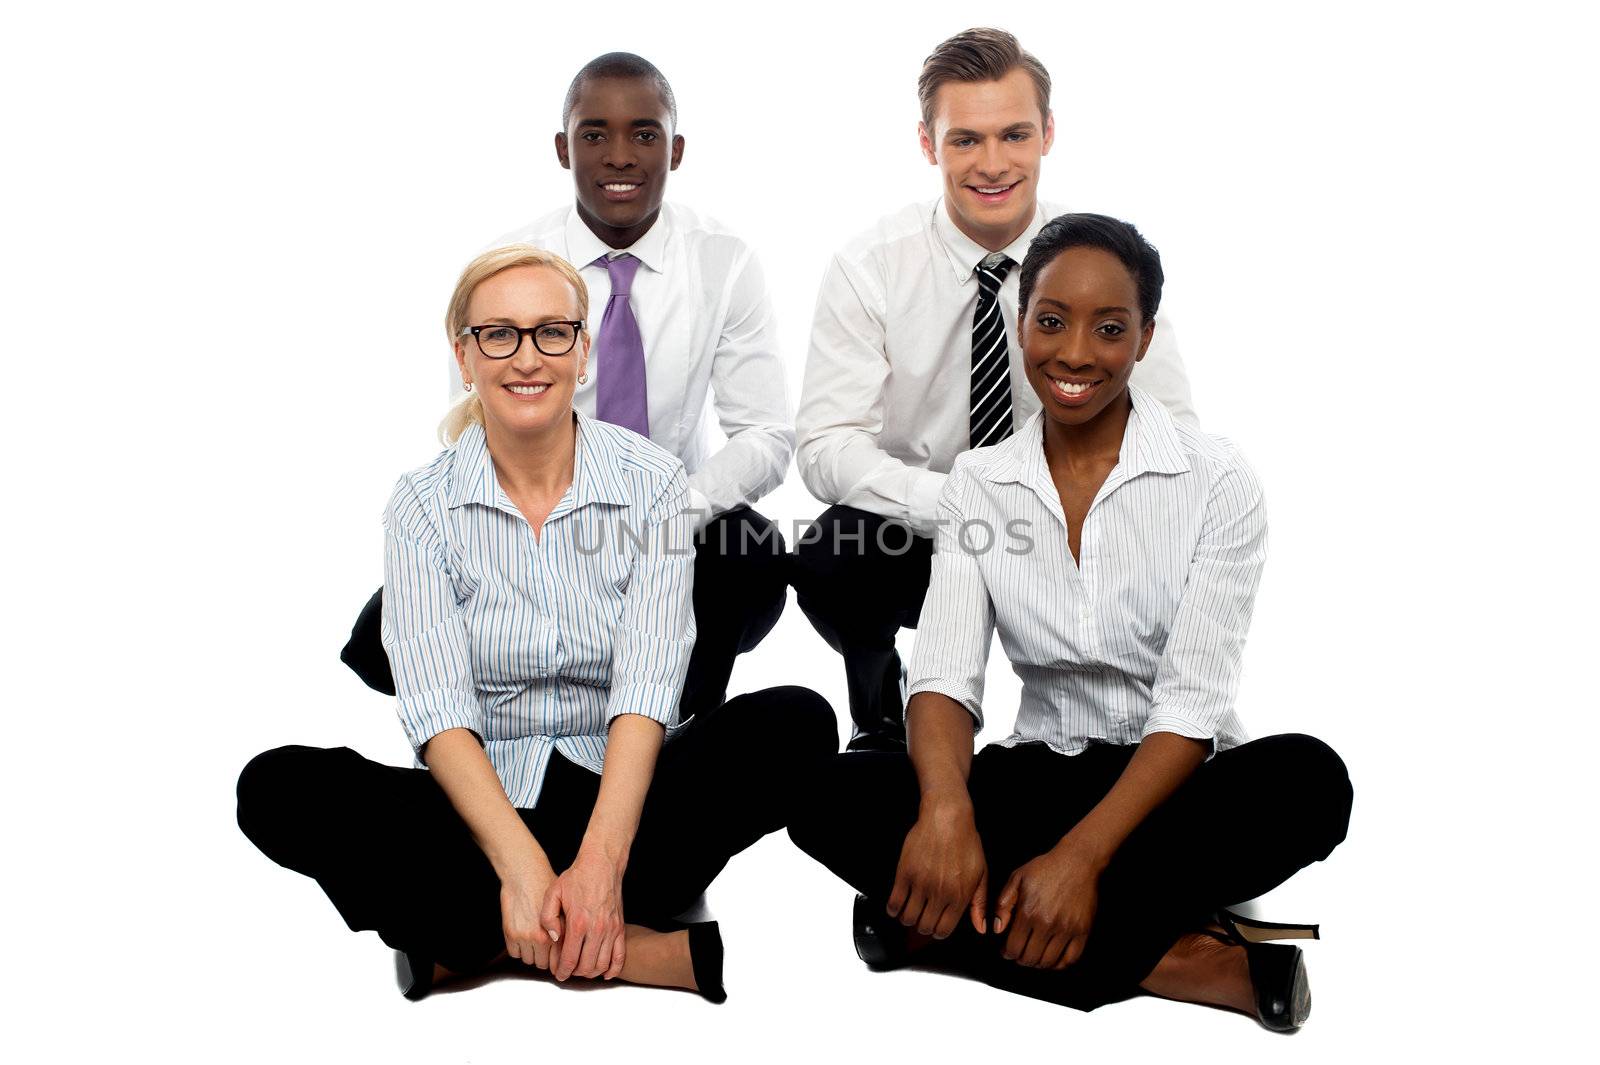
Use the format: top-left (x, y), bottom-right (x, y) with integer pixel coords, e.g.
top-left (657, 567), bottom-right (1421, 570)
top-left (237, 245), bottom-right (836, 1002)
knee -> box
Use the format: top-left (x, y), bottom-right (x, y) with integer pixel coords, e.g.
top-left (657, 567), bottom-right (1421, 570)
top-left (792, 506), bottom-right (867, 573)
top-left (1264, 733), bottom-right (1353, 857)
top-left (236, 745), bottom-right (348, 850)
top-left (760, 685), bottom-right (842, 762)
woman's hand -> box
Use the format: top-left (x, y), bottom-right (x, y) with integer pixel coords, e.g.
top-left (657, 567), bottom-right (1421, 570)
top-left (887, 792), bottom-right (989, 938)
top-left (540, 843), bottom-right (628, 982)
top-left (992, 838), bottom-right (1105, 969)
top-left (500, 861), bottom-right (560, 971)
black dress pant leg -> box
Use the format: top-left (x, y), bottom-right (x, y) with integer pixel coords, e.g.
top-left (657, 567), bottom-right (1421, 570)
top-left (236, 745), bottom-right (597, 974)
top-left (1053, 733), bottom-right (1355, 1005)
top-left (679, 507), bottom-right (789, 722)
top-left (340, 588), bottom-right (393, 695)
top-left (790, 505), bottom-right (933, 748)
top-left (623, 685), bottom-right (840, 924)
top-left (786, 735), bottom-right (1353, 1011)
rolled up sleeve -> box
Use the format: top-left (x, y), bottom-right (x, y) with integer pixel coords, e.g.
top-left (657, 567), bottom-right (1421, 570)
top-left (906, 461), bottom-right (994, 729)
top-left (381, 477), bottom-right (484, 754)
top-left (1144, 453), bottom-right (1268, 745)
top-left (605, 468), bottom-right (697, 729)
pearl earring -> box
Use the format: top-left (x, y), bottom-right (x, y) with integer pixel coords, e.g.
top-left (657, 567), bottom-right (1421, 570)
top-left (578, 372), bottom-right (589, 385)
top-left (463, 381), bottom-right (473, 392)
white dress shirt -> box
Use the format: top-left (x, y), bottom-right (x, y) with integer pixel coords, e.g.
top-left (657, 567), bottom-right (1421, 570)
top-left (381, 413), bottom-right (696, 808)
top-left (492, 203), bottom-right (794, 524)
top-left (797, 198), bottom-right (1199, 538)
top-left (907, 387), bottom-right (1264, 755)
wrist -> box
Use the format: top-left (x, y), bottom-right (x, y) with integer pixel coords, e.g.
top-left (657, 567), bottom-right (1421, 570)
top-left (490, 844), bottom-right (553, 885)
top-left (1057, 827), bottom-right (1117, 873)
top-left (918, 786), bottom-right (975, 822)
top-left (578, 828), bottom-right (632, 874)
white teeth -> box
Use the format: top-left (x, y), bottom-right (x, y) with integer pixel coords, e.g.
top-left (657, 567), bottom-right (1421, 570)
top-left (507, 384), bottom-right (549, 395)
top-left (977, 186), bottom-right (1010, 194)
top-left (603, 183), bottom-right (638, 191)
top-left (1053, 379), bottom-right (1095, 396)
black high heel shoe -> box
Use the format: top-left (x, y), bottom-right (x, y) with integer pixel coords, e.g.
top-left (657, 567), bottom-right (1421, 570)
top-left (1207, 910), bottom-right (1318, 1032)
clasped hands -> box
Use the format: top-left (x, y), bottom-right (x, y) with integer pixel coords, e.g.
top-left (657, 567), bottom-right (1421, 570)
top-left (500, 842), bottom-right (628, 982)
top-left (888, 794), bottom-right (1105, 970)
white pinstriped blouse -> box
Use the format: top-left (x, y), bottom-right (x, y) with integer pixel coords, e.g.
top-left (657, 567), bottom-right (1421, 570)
top-left (380, 412), bottom-right (696, 808)
top-left (907, 386), bottom-right (1266, 755)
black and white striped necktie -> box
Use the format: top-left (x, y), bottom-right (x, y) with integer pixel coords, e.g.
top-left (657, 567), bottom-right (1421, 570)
top-left (970, 253), bottom-right (1016, 449)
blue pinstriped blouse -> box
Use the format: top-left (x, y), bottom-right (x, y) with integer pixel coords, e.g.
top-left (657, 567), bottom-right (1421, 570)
top-left (908, 386), bottom-right (1267, 755)
top-left (380, 412), bottom-right (696, 807)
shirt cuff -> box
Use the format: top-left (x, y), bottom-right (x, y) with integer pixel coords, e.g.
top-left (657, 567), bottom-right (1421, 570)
top-left (906, 679), bottom-right (984, 730)
top-left (396, 689), bottom-right (483, 754)
top-left (1141, 705), bottom-right (1219, 754)
top-left (605, 681), bottom-right (681, 729)
top-left (686, 487), bottom-right (716, 533)
top-left (905, 468), bottom-right (949, 538)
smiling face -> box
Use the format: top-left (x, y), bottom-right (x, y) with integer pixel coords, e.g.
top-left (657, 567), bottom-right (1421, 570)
top-left (556, 75), bottom-right (684, 249)
top-left (455, 265), bottom-right (589, 440)
top-left (1021, 246), bottom-right (1154, 429)
top-left (920, 68), bottom-right (1053, 252)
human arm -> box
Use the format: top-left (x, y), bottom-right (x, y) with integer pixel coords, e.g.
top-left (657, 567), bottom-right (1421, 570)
top-left (794, 253), bottom-right (949, 535)
top-left (425, 729), bottom-right (560, 969)
top-left (886, 463), bottom-right (995, 937)
top-left (991, 732), bottom-right (1208, 969)
top-left (381, 479), bottom-right (558, 968)
top-left (540, 713), bottom-right (664, 981)
top-left (992, 452), bottom-right (1268, 968)
top-left (687, 244), bottom-right (795, 525)
top-left (539, 465), bottom-right (696, 980)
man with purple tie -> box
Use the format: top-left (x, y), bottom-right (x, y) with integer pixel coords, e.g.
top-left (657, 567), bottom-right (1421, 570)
top-left (341, 54), bottom-right (794, 722)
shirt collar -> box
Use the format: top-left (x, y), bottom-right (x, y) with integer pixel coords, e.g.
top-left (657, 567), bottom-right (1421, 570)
top-left (447, 411), bottom-right (631, 513)
top-left (932, 196), bottom-right (1049, 285)
top-left (981, 385), bottom-right (1190, 491)
top-left (562, 203), bottom-right (671, 275)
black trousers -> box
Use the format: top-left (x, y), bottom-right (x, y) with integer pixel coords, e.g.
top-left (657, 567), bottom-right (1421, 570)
top-left (237, 685), bottom-right (837, 974)
top-left (789, 505), bottom-right (934, 742)
top-left (340, 506), bottom-right (788, 721)
top-left (787, 734), bottom-right (1353, 1011)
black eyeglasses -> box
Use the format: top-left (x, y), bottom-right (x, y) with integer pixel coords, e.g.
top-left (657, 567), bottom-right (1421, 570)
top-left (458, 321), bottom-right (585, 358)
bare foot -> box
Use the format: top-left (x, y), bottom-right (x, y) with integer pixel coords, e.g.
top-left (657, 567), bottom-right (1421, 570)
top-left (1139, 928), bottom-right (1254, 1015)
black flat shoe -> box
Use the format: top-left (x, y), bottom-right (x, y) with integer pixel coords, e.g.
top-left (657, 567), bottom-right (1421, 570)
top-left (395, 949), bottom-right (434, 1001)
top-left (1210, 910), bottom-right (1318, 1032)
top-left (687, 921), bottom-right (727, 1004)
top-left (852, 893), bottom-right (912, 970)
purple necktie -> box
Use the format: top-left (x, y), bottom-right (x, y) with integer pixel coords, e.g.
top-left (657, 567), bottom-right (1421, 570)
top-left (592, 253), bottom-right (649, 436)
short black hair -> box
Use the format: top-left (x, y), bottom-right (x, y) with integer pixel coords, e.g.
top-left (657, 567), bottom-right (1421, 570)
top-left (1018, 213), bottom-right (1165, 324)
top-left (561, 52), bottom-right (678, 131)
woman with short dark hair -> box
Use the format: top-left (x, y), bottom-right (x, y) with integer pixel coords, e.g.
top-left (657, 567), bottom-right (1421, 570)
top-left (789, 214), bottom-right (1352, 1031)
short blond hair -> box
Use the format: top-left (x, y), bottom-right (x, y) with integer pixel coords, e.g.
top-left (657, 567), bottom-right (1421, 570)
top-left (439, 245), bottom-right (591, 443)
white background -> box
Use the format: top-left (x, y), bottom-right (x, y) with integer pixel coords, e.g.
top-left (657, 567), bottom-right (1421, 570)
top-left (4, 1), bottom-right (1596, 1060)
